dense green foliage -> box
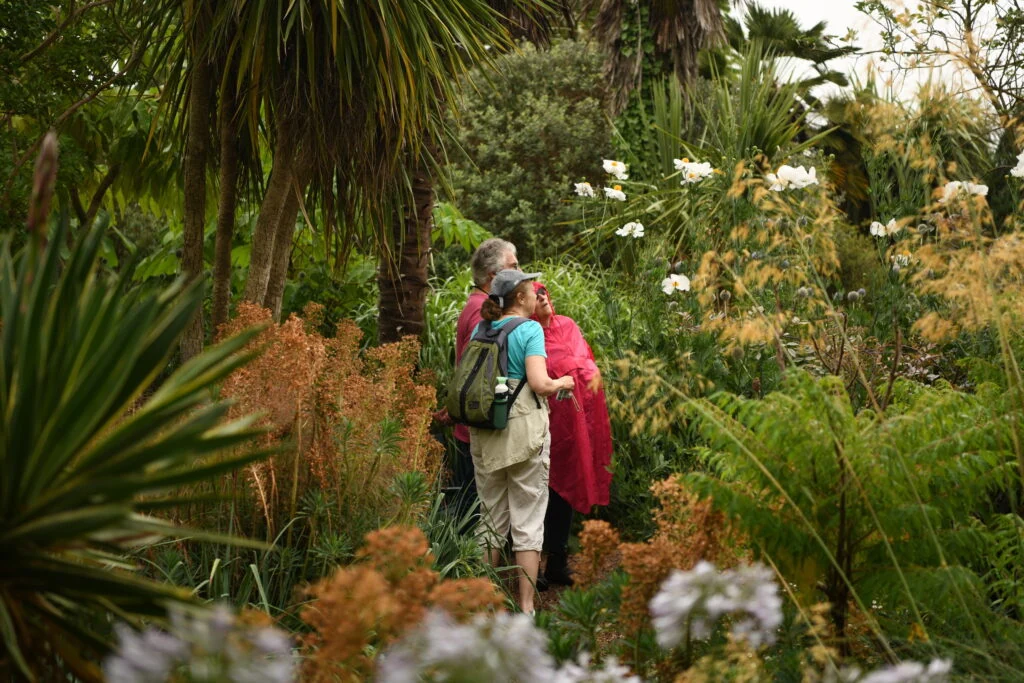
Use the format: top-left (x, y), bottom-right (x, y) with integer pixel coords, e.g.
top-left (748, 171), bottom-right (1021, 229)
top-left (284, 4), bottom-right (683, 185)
top-left (446, 40), bottom-right (611, 261)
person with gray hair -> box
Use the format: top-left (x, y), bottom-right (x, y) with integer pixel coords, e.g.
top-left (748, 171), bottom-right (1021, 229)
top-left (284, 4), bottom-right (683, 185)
top-left (470, 237), bottom-right (517, 287)
top-left (448, 238), bottom-right (519, 520)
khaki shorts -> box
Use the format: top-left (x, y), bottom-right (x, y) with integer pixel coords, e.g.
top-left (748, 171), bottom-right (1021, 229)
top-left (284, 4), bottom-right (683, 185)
top-left (474, 432), bottom-right (550, 552)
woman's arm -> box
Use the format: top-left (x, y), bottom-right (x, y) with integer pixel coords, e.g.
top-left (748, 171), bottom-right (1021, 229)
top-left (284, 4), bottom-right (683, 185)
top-left (526, 355), bottom-right (574, 397)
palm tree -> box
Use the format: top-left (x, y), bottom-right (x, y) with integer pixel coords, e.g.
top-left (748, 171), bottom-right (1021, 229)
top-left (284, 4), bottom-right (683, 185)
top-left (585, 0), bottom-right (727, 114)
top-left (375, 1), bottom-right (574, 343)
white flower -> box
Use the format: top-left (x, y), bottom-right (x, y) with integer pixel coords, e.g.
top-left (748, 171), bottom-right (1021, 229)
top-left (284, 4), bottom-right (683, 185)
top-left (767, 164), bottom-right (818, 191)
top-left (604, 185), bottom-right (626, 201)
top-left (835, 658), bottom-right (953, 683)
top-left (574, 181), bottom-right (596, 197)
top-left (649, 561), bottom-right (783, 650)
top-left (1010, 151), bottom-right (1024, 178)
top-left (551, 653), bottom-right (642, 683)
top-left (673, 158), bottom-right (715, 184)
top-left (939, 180), bottom-right (988, 203)
top-left (615, 221), bottom-right (645, 238)
top-left (870, 219), bottom-right (901, 237)
top-left (377, 610), bottom-right (556, 683)
top-left (661, 274), bottom-right (691, 295)
top-left (603, 159), bottom-right (629, 180)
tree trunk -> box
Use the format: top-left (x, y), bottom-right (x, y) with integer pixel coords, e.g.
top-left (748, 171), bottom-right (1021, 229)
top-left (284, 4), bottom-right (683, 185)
top-left (211, 85), bottom-right (240, 333)
top-left (377, 161), bottom-right (434, 343)
top-left (180, 3), bottom-right (213, 362)
top-left (263, 144), bottom-right (314, 321)
top-left (244, 120), bottom-right (298, 305)
top-left (264, 181), bottom-right (301, 321)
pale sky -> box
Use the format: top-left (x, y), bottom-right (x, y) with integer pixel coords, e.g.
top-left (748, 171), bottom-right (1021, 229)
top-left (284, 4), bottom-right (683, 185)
top-left (752, 0), bottom-right (973, 102)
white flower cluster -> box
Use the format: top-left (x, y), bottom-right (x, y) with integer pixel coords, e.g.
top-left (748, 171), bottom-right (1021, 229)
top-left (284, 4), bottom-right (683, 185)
top-left (104, 605), bottom-right (295, 683)
top-left (939, 180), bottom-right (988, 203)
top-left (649, 561), bottom-right (783, 650)
top-left (1010, 151), bottom-right (1024, 178)
top-left (551, 653), bottom-right (642, 683)
top-left (674, 158), bottom-right (715, 184)
top-left (603, 159), bottom-right (629, 181)
top-left (378, 610), bottom-right (639, 683)
top-left (616, 221), bottom-right (645, 238)
top-left (869, 219), bottom-right (902, 237)
top-left (766, 165), bottom-right (819, 191)
top-left (831, 658), bottom-right (953, 683)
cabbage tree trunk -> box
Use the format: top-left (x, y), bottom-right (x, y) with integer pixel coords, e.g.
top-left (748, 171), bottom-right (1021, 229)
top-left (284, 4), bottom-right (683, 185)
top-left (377, 162), bottom-right (434, 343)
top-left (263, 144), bottom-right (314, 321)
top-left (180, 2), bottom-right (214, 362)
top-left (211, 85), bottom-right (240, 332)
top-left (244, 120), bottom-right (299, 305)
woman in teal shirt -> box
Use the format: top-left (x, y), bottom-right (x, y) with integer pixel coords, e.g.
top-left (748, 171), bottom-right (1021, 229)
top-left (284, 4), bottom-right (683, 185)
top-left (470, 270), bottom-right (574, 615)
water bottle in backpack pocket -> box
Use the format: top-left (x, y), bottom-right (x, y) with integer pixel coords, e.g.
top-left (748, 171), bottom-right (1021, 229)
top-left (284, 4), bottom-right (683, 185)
top-left (446, 318), bottom-right (529, 429)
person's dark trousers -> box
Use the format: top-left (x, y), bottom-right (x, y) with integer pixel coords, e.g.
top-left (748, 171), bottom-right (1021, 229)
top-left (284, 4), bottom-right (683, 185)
top-left (449, 438), bottom-right (479, 532)
top-left (542, 488), bottom-right (574, 585)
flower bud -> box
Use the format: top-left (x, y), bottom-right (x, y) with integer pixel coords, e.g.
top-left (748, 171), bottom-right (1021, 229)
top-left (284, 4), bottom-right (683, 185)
top-left (719, 290), bottom-right (732, 302)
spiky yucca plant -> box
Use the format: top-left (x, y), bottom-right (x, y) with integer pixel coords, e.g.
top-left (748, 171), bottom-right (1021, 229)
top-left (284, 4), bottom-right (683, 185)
top-left (0, 135), bottom-right (267, 681)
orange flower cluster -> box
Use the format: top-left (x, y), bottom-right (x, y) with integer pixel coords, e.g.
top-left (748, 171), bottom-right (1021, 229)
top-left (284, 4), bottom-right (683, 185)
top-left (574, 519), bottom-right (621, 589)
top-left (216, 303), bottom-right (443, 539)
top-left (301, 526), bottom-right (503, 682)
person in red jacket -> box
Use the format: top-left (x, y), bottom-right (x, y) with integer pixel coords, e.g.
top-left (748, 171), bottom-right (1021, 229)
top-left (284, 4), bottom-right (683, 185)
top-left (448, 238), bottom-right (519, 519)
top-left (531, 281), bottom-right (613, 586)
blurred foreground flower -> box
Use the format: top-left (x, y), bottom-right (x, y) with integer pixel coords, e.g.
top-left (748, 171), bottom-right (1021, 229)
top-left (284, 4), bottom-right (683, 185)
top-left (674, 158), bottom-right (714, 184)
top-left (604, 185), bottom-right (626, 201)
top-left (766, 164), bottom-right (818, 191)
top-left (615, 221), bottom-right (645, 238)
top-left (830, 658), bottom-right (952, 683)
top-left (870, 219), bottom-right (901, 237)
top-left (574, 181), bottom-right (596, 197)
top-left (649, 561), bottom-right (783, 650)
top-left (378, 609), bottom-right (636, 682)
top-left (939, 180), bottom-right (988, 203)
top-left (377, 610), bottom-right (553, 682)
top-left (551, 653), bottom-right (642, 683)
top-left (603, 159), bottom-right (629, 180)
top-left (662, 274), bottom-right (691, 295)
top-left (104, 605), bottom-right (295, 683)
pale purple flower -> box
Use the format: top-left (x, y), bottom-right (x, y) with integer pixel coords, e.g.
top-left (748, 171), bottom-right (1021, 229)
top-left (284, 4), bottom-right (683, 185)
top-left (105, 605), bottom-right (295, 683)
top-left (377, 609), bottom-right (556, 682)
top-left (649, 561), bottom-right (783, 650)
top-left (104, 624), bottom-right (187, 683)
top-left (552, 653), bottom-right (642, 683)
top-left (834, 658), bottom-right (952, 683)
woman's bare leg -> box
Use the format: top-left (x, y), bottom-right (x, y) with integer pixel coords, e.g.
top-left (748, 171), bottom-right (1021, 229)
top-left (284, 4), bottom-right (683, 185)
top-left (516, 549), bottom-right (540, 614)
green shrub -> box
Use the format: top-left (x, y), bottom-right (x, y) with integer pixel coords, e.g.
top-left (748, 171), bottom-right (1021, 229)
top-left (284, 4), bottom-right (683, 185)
top-left (446, 39), bottom-right (611, 261)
